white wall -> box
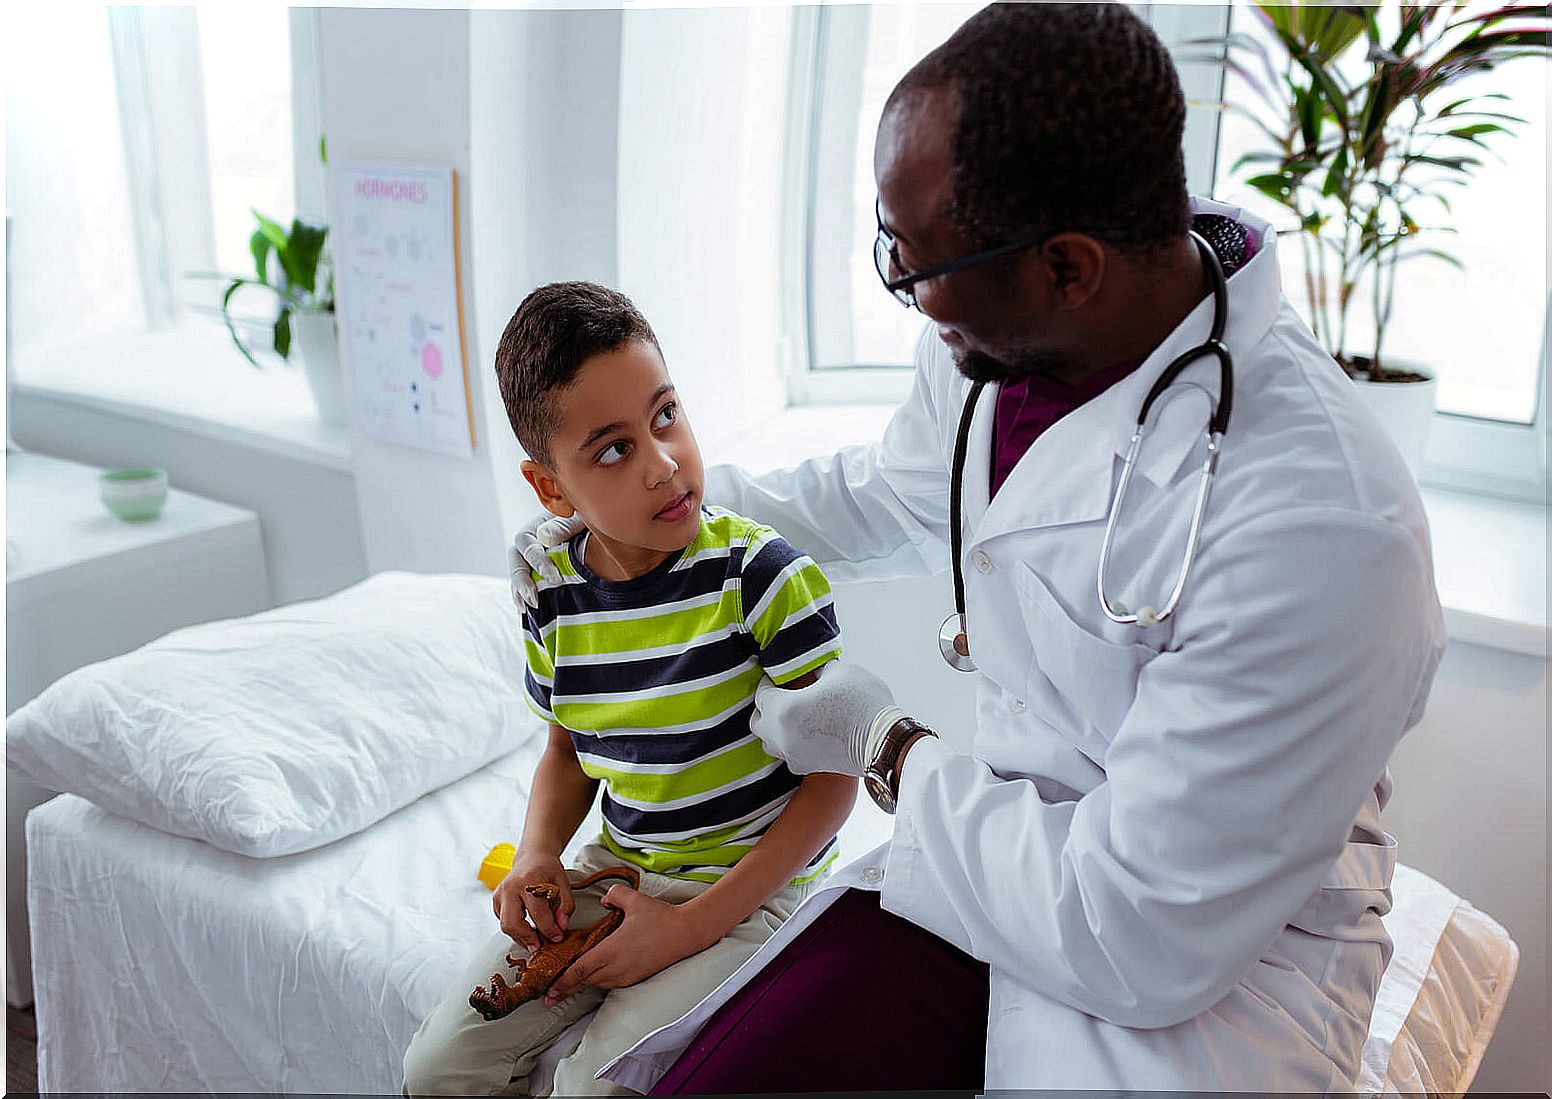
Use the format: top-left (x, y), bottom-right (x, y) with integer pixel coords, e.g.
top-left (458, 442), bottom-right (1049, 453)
top-left (313, 6), bottom-right (795, 574)
top-left (469, 6), bottom-right (623, 529)
top-left (317, 8), bottom-right (516, 577)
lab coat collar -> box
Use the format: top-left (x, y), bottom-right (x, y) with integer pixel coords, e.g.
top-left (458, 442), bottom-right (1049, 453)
top-left (972, 199), bottom-right (1281, 543)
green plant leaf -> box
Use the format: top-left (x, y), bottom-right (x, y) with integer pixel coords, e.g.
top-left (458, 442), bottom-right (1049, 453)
top-left (1445, 4), bottom-right (1549, 36)
top-left (1395, 246), bottom-right (1466, 270)
top-left (220, 277), bottom-right (273, 369)
top-left (273, 306), bottom-right (293, 361)
top-left (1246, 171), bottom-right (1300, 206)
top-left (1431, 107), bottom-right (1527, 125)
top-left (1290, 44), bottom-right (1352, 131)
top-left (1322, 143), bottom-right (1350, 197)
top-left (1296, 83), bottom-right (1323, 150)
top-left (286, 220), bottom-right (328, 297)
top-left (1403, 152), bottom-right (1483, 172)
top-left (249, 228), bottom-right (272, 283)
top-left (1222, 100), bottom-right (1291, 149)
top-left (1304, 3), bottom-right (1368, 61)
top-left (1231, 149), bottom-right (1288, 173)
top-left (252, 209), bottom-right (302, 291)
top-left (1442, 122), bottom-right (1513, 139)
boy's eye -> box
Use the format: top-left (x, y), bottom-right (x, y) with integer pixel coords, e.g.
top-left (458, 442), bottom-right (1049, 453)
top-left (654, 401), bottom-right (678, 429)
top-left (596, 441), bottom-right (628, 467)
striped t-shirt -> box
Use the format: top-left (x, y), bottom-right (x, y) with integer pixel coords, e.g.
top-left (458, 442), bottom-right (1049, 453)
top-left (522, 505), bottom-right (844, 884)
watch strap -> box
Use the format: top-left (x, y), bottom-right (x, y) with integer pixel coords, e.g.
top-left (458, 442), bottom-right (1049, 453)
top-left (864, 717), bottom-right (937, 813)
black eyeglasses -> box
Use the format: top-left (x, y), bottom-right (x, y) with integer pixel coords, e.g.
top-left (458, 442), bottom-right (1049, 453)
top-left (873, 199), bottom-right (1049, 309)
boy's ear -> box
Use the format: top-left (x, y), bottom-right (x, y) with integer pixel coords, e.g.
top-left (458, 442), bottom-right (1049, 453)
top-left (520, 459), bottom-right (576, 520)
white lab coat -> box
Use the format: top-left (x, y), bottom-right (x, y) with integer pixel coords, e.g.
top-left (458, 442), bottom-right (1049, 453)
top-left (601, 198), bottom-right (1446, 1092)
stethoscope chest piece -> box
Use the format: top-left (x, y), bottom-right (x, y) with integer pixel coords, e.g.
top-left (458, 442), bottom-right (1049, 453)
top-left (939, 612), bottom-right (977, 672)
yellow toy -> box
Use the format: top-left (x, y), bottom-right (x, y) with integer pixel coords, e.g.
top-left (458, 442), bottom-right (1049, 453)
top-left (478, 843), bottom-right (516, 890)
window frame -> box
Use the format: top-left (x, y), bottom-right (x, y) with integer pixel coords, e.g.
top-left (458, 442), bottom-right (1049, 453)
top-left (780, 4), bottom-right (916, 407)
top-left (102, 6), bottom-right (325, 342)
top-left (783, 2), bottom-right (1547, 502)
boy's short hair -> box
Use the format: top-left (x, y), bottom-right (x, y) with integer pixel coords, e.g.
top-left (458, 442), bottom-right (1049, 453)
top-left (494, 281), bottom-right (661, 465)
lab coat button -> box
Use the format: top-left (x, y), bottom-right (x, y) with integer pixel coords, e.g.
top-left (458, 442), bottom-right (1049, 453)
top-left (973, 550), bottom-right (993, 574)
top-left (1008, 697), bottom-right (1027, 713)
top-left (860, 866), bottom-right (884, 886)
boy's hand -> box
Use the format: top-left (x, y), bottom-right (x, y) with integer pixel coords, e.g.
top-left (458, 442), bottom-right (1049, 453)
top-left (542, 884), bottom-right (711, 1006)
top-left (493, 851), bottom-right (576, 953)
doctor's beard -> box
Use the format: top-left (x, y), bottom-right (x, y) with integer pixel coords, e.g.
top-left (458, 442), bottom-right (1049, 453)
top-left (952, 344), bottom-right (1080, 386)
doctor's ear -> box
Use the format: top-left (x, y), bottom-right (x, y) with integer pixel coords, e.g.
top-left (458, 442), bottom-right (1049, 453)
top-left (1037, 233), bottom-right (1106, 312)
top-left (520, 460), bottom-right (577, 520)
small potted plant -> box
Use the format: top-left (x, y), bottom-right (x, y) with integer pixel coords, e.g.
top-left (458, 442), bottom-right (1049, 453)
top-left (214, 210), bottom-right (346, 427)
top-left (1191, 2), bottom-right (1548, 471)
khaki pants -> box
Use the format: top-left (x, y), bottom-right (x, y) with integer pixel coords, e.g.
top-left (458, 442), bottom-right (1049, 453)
top-left (402, 843), bottom-right (813, 1096)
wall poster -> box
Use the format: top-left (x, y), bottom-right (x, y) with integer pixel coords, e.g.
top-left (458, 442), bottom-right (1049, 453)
top-left (333, 160), bottom-right (475, 458)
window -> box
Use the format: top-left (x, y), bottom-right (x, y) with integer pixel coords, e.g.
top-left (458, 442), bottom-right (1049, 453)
top-left (1211, 1), bottom-right (1547, 427)
top-left (783, 4), bottom-right (1226, 404)
top-left (7, 5), bottom-right (321, 372)
top-left (785, 2), bottom-right (1545, 500)
top-left (783, 3), bottom-right (981, 405)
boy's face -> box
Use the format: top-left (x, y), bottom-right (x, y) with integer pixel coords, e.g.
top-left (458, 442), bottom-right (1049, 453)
top-left (521, 340), bottom-right (705, 571)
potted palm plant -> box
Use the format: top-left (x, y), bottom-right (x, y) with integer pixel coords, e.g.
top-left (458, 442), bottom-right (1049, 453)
top-left (1193, 2), bottom-right (1548, 471)
top-left (216, 211), bottom-right (346, 426)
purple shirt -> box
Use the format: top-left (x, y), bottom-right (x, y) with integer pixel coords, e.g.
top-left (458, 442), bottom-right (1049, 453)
top-left (989, 358), bottom-right (1142, 499)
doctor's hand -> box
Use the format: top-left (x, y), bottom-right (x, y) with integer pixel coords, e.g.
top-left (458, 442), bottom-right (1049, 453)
top-left (542, 885), bottom-right (712, 1006)
top-left (508, 511), bottom-right (588, 609)
top-left (751, 661), bottom-right (903, 777)
top-left (493, 850), bottom-right (575, 954)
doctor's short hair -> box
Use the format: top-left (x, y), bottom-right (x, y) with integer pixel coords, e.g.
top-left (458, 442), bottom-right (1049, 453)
top-left (892, 1), bottom-right (1191, 258)
top-left (494, 281), bottom-right (662, 466)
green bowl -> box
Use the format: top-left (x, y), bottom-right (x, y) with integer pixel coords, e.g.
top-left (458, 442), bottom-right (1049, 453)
top-left (99, 468), bottom-right (169, 522)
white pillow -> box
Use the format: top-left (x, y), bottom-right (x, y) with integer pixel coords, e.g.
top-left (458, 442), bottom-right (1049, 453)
top-left (7, 571), bottom-right (544, 857)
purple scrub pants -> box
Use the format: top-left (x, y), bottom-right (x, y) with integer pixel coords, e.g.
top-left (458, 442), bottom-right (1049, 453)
top-left (650, 888), bottom-right (990, 1094)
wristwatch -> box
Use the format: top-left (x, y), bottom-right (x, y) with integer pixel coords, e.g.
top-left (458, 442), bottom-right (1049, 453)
top-left (863, 716), bottom-right (937, 815)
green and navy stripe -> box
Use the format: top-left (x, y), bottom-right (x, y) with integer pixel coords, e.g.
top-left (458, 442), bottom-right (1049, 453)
top-left (523, 505), bottom-right (843, 884)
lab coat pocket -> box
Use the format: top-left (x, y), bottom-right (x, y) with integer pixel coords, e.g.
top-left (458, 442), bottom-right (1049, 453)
top-left (1014, 562), bottom-right (1153, 748)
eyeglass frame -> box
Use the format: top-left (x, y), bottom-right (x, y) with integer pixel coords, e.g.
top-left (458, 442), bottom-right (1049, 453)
top-left (873, 199), bottom-right (1125, 309)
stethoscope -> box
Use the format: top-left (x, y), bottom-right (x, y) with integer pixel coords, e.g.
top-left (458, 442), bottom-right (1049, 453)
top-left (940, 230), bottom-right (1234, 672)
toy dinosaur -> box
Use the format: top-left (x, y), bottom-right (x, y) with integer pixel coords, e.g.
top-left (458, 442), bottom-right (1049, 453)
top-left (469, 865), bottom-right (640, 1021)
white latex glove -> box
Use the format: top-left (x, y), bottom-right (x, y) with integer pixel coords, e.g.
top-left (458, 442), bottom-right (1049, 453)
top-left (508, 511), bottom-right (588, 609)
top-left (750, 661), bottom-right (906, 777)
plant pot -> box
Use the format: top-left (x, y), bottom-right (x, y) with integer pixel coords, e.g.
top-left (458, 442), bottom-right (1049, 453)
top-left (291, 311), bottom-right (349, 427)
top-left (1351, 357), bottom-right (1436, 478)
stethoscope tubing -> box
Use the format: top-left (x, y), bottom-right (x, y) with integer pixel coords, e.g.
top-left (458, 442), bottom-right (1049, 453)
top-left (943, 230), bottom-right (1233, 667)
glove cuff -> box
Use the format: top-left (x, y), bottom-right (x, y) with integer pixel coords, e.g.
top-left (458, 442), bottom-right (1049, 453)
top-left (864, 706), bottom-right (909, 771)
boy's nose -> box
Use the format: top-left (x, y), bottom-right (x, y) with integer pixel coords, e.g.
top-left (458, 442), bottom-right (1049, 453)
top-left (647, 451), bottom-right (679, 488)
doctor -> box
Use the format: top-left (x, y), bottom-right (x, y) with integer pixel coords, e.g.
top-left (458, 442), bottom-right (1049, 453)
top-left (512, 2), bottom-right (1445, 1090)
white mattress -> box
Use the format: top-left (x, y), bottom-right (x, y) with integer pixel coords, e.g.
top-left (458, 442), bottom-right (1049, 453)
top-left (28, 755), bottom-right (1516, 1095)
top-left (28, 744), bottom-right (558, 1094)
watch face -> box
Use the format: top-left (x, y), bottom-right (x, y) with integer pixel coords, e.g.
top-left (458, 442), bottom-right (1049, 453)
top-left (864, 770), bottom-right (896, 813)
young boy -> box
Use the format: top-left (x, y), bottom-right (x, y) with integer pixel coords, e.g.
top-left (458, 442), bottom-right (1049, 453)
top-left (402, 282), bottom-right (856, 1097)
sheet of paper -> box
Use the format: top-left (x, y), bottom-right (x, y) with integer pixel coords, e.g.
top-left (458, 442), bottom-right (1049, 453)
top-left (333, 161), bottom-right (474, 458)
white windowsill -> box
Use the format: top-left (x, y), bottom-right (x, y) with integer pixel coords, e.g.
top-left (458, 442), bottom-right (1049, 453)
top-left (12, 323), bottom-right (353, 473)
top-left (1420, 486), bottom-right (1547, 659)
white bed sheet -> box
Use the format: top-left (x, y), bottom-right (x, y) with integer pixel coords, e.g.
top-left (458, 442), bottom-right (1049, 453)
top-left (28, 755), bottom-right (1517, 1095)
top-left (28, 744), bottom-right (560, 1094)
